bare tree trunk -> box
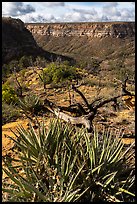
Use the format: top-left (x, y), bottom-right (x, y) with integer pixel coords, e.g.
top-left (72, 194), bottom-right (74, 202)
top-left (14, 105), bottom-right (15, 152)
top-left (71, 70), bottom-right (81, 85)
top-left (53, 108), bottom-right (92, 131)
top-left (25, 77), bottom-right (134, 132)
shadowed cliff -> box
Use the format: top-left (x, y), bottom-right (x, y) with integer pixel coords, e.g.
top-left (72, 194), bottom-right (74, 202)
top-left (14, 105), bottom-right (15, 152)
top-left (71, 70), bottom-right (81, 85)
top-left (2, 17), bottom-right (75, 65)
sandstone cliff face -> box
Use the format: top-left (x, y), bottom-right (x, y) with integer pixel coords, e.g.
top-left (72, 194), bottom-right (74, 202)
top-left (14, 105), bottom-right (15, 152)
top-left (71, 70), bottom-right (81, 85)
top-left (26, 22), bottom-right (135, 38)
top-left (2, 17), bottom-right (74, 65)
top-left (25, 21), bottom-right (135, 79)
top-left (2, 17), bottom-right (42, 64)
top-left (25, 22), bottom-right (135, 65)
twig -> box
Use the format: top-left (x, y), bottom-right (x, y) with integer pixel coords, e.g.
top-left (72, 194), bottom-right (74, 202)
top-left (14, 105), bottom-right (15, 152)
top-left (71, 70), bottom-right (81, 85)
top-left (71, 84), bottom-right (90, 110)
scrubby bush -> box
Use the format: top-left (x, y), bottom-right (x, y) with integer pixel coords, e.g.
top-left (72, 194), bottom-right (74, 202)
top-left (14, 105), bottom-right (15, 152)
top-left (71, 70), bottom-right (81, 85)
top-left (2, 60), bottom-right (20, 81)
top-left (40, 62), bottom-right (80, 85)
top-left (2, 119), bottom-right (135, 202)
top-left (2, 55), bottom-right (38, 80)
top-left (17, 94), bottom-right (43, 115)
top-left (2, 83), bottom-right (18, 104)
top-left (19, 56), bottom-right (31, 68)
top-left (34, 56), bottom-right (48, 67)
top-left (77, 58), bottom-right (101, 75)
top-left (2, 102), bottom-right (21, 125)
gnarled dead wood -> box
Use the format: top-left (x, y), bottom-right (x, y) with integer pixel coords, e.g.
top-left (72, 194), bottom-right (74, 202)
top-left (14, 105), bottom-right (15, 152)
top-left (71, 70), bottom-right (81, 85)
top-left (93, 94), bottom-right (125, 110)
top-left (58, 103), bottom-right (87, 115)
top-left (71, 84), bottom-right (91, 110)
top-left (122, 76), bottom-right (133, 96)
top-left (43, 91), bottom-right (125, 132)
top-left (14, 67), bottom-right (23, 97)
top-left (53, 108), bottom-right (92, 131)
top-left (21, 78), bottom-right (134, 132)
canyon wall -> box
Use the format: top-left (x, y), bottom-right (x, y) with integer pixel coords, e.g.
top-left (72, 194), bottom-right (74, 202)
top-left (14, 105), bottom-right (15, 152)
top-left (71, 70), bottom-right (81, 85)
top-left (2, 17), bottom-right (41, 64)
top-left (2, 17), bottom-right (74, 64)
top-left (26, 22), bottom-right (135, 38)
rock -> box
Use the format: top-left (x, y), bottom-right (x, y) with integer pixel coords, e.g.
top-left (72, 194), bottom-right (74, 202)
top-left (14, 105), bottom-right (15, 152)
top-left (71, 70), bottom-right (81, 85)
top-left (24, 21), bottom-right (135, 68)
top-left (2, 17), bottom-right (75, 65)
top-left (2, 17), bottom-right (41, 64)
top-left (26, 22), bottom-right (135, 38)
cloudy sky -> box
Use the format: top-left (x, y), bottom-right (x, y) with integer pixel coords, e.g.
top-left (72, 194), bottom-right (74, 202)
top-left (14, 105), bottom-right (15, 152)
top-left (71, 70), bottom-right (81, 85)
top-left (2, 2), bottom-right (135, 23)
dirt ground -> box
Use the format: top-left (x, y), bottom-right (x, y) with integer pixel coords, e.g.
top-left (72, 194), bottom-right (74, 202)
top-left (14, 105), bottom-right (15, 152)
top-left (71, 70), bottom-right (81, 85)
top-left (3, 67), bottom-right (135, 157)
top-left (2, 108), bottom-right (135, 157)
top-left (2, 67), bottom-right (135, 201)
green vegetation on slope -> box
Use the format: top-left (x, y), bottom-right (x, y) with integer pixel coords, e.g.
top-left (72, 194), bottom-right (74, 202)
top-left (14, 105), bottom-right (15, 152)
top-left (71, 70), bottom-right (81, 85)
top-left (2, 119), bottom-right (135, 202)
top-left (33, 35), bottom-right (135, 80)
top-left (40, 61), bottom-right (81, 84)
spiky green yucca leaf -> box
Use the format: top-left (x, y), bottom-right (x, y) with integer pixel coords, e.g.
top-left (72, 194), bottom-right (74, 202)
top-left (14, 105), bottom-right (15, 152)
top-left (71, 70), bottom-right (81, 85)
top-left (3, 119), bottom-right (86, 202)
top-left (2, 119), bottom-right (135, 202)
top-left (82, 125), bottom-right (135, 201)
top-left (17, 94), bottom-right (43, 116)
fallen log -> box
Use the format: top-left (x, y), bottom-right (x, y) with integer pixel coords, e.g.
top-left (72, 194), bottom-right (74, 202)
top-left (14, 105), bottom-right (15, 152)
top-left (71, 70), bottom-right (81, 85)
top-left (53, 108), bottom-right (92, 131)
top-left (19, 76), bottom-right (134, 132)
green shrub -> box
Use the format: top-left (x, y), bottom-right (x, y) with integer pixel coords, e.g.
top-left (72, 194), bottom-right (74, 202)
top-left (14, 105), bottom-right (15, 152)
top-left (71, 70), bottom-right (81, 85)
top-left (2, 119), bottom-right (135, 202)
top-left (34, 56), bottom-right (48, 67)
top-left (2, 102), bottom-right (21, 125)
top-left (2, 60), bottom-right (20, 80)
top-left (19, 56), bottom-right (31, 68)
top-left (17, 94), bottom-right (43, 115)
top-left (2, 55), bottom-right (36, 80)
top-left (77, 58), bottom-right (101, 75)
top-left (40, 62), bottom-right (80, 85)
top-left (2, 83), bottom-right (18, 104)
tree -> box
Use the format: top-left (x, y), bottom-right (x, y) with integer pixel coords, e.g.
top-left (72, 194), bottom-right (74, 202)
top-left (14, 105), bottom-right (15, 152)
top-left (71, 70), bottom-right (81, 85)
top-left (19, 75), bottom-right (135, 132)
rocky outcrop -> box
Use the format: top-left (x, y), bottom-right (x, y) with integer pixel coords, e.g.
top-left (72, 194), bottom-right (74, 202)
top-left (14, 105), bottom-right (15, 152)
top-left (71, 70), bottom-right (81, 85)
top-left (2, 17), bottom-right (75, 64)
top-left (26, 22), bottom-right (135, 38)
top-left (24, 22), bottom-right (135, 67)
top-left (2, 17), bottom-right (134, 69)
top-left (2, 17), bottom-right (41, 64)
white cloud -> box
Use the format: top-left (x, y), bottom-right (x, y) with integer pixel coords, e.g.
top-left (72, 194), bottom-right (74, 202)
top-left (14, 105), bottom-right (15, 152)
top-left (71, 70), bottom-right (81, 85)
top-left (101, 2), bottom-right (135, 22)
top-left (72, 8), bottom-right (97, 16)
top-left (120, 8), bottom-right (135, 21)
top-left (101, 15), bottom-right (110, 21)
top-left (2, 2), bottom-right (135, 23)
top-left (63, 12), bottom-right (86, 22)
top-left (103, 2), bottom-right (118, 7)
top-left (103, 6), bottom-right (121, 17)
top-left (38, 2), bottom-right (65, 7)
top-left (62, 11), bottom-right (101, 23)
top-left (19, 13), bottom-right (56, 23)
top-left (2, 2), bottom-right (35, 16)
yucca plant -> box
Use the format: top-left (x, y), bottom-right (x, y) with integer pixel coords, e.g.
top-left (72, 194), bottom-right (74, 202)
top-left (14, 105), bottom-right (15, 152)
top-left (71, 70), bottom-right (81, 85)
top-left (2, 119), bottom-right (135, 202)
top-left (79, 127), bottom-right (135, 202)
top-left (2, 119), bottom-right (87, 202)
top-left (17, 94), bottom-right (43, 116)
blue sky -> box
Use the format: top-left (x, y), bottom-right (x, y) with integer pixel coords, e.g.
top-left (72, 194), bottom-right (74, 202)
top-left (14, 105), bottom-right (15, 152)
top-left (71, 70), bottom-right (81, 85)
top-left (2, 2), bottom-right (135, 23)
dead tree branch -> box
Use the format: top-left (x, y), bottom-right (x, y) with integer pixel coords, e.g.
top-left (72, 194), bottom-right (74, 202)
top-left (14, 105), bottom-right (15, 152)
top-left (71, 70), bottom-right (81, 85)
top-left (122, 76), bottom-right (132, 96)
top-left (32, 67), bottom-right (47, 92)
top-left (42, 89), bottom-right (127, 132)
top-left (53, 108), bottom-right (92, 130)
top-left (58, 103), bottom-right (87, 115)
top-left (71, 84), bottom-right (91, 110)
top-left (93, 94), bottom-right (125, 110)
top-left (24, 77), bottom-right (134, 132)
top-left (13, 67), bottom-right (23, 97)
top-left (115, 76), bottom-right (135, 96)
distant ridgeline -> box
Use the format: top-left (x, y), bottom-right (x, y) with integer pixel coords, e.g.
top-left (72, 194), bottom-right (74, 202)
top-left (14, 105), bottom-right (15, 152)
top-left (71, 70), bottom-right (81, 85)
top-left (2, 17), bottom-right (135, 80)
top-left (26, 22), bottom-right (135, 38)
top-left (25, 22), bottom-right (135, 66)
top-left (2, 17), bottom-right (75, 65)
